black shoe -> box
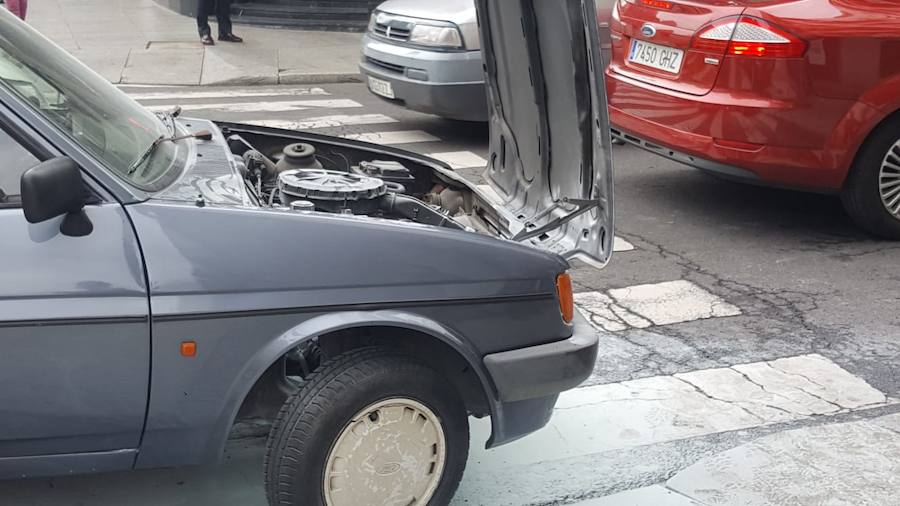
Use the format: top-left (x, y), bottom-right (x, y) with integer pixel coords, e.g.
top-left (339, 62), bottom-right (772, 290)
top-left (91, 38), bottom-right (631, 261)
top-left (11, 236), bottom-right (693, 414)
top-left (200, 34), bottom-right (215, 46)
top-left (218, 33), bottom-right (244, 43)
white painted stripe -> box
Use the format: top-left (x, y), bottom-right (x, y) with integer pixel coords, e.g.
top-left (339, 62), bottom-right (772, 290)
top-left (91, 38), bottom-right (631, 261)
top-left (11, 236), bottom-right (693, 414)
top-left (576, 280), bottom-right (741, 332)
top-left (243, 114), bottom-right (397, 130)
top-left (127, 87), bottom-right (329, 101)
top-left (575, 290), bottom-right (651, 332)
top-left (117, 84), bottom-right (178, 89)
top-left (339, 130), bottom-right (440, 145)
top-left (575, 485), bottom-right (701, 506)
top-left (609, 280), bottom-right (741, 326)
top-left (467, 354), bottom-right (894, 469)
top-left (426, 151), bottom-right (488, 170)
top-left (143, 99), bottom-right (362, 113)
top-left (666, 412), bottom-right (900, 506)
top-left (613, 236), bottom-right (635, 252)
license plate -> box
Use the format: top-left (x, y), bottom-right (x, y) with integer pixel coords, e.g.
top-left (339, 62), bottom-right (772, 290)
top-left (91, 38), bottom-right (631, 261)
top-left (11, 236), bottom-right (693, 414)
top-left (628, 39), bottom-right (684, 74)
top-left (368, 76), bottom-right (395, 99)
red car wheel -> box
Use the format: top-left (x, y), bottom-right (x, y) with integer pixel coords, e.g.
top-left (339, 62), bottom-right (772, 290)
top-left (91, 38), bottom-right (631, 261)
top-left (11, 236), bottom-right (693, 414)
top-left (842, 115), bottom-right (900, 240)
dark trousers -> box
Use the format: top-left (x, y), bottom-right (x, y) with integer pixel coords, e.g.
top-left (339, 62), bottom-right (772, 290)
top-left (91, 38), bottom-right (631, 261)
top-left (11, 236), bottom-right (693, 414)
top-left (197, 0), bottom-right (232, 38)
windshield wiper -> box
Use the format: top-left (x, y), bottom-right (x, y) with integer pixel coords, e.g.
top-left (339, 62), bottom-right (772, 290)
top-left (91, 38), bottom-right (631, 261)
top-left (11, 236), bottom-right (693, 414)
top-left (126, 128), bottom-right (213, 176)
top-left (156, 107), bottom-right (181, 136)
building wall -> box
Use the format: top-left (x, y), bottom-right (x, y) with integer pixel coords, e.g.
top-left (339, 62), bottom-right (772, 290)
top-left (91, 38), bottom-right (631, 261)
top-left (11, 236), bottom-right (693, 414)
top-left (155, 0), bottom-right (196, 17)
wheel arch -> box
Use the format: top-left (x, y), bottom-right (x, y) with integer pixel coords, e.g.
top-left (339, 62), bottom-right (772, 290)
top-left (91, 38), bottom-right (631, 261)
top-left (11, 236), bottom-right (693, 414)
top-left (205, 310), bottom-right (498, 462)
top-left (840, 107), bottom-right (900, 189)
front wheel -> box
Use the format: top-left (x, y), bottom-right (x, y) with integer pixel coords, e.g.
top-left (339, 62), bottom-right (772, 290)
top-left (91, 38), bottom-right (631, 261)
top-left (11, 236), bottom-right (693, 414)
top-left (264, 347), bottom-right (469, 506)
top-left (841, 116), bottom-right (900, 239)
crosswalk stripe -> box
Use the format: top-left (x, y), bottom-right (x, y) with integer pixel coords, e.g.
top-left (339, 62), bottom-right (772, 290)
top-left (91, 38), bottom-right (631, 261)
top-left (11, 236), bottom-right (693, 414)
top-left (126, 87), bottom-right (329, 101)
top-left (613, 237), bottom-right (635, 252)
top-left (116, 84), bottom-right (175, 89)
top-left (242, 114), bottom-right (398, 130)
top-left (339, 130), bottom-right (440, 145)
top-left (143, 99), bottom-right (363, 113)
top-left (467, 353), bottom-right (893, 470)
top-left (574, 485), bottom-right (701, 506)
top-left (426, 151), bottom-right (488, 170)
top-left (576, 280), bottom-right (741, 332)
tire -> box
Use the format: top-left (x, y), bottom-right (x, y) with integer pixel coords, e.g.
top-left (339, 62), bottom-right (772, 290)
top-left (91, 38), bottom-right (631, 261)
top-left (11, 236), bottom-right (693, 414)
top-left (264, 347), bottom-right (469, 506)
top-left (841, 116), bottom-right (900, 239)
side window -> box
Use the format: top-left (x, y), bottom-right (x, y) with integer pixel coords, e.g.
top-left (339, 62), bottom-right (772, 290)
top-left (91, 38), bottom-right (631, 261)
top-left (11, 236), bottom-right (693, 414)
top-left (0, 126), bottom-right (40, 207)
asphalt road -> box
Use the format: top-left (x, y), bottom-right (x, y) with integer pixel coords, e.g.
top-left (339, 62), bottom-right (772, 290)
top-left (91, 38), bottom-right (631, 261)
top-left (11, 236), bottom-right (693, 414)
top-left (2, 82), bottom-right (899, 506)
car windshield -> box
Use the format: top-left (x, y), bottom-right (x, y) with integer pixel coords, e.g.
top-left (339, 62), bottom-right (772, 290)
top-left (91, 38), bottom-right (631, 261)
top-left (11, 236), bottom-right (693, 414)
top-left (0, 13), bottom-right (181, 192)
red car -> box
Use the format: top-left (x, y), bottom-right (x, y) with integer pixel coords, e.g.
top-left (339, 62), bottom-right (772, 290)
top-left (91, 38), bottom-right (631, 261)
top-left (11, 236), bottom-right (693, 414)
top-left (605, 0), bottom-right (900, 238)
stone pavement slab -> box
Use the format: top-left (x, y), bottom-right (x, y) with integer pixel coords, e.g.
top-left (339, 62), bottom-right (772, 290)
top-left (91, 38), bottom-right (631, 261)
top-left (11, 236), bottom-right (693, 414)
top-left (27, 0), bottom-right (362, 85)
top-left (68, 48), bottom-right (131, 83)
top-left (122, 47), bottom-right (204, 85)
top-left (667, 412), bottom-right (900, 505)
top-left (201, 44), bottom-right (279, 86)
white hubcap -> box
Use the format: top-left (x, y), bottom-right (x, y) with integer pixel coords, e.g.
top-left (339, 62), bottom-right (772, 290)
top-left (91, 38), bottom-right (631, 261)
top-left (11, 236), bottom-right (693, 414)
top-left (323, 398), bottom-right (446, 506)
top-left (879, 139), bottom-right (900, 218)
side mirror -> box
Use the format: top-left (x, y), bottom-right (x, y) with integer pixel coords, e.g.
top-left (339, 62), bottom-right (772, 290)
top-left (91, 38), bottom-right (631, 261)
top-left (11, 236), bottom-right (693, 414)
top-left (21, 157), bottom-right (93, 237)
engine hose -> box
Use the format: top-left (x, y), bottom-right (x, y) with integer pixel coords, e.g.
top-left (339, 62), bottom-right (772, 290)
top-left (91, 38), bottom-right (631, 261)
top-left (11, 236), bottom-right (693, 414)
top-left (378, 194), bottom-right (463, 230)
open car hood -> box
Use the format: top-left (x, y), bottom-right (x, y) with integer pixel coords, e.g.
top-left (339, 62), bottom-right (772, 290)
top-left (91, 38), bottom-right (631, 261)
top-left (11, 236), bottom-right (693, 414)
top-left (476, 0), bottom-right (614, 268)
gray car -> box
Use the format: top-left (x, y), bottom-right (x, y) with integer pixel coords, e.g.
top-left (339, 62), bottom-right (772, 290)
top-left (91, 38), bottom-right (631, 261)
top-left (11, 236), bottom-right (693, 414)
top-left (0, 1), bottom-right (612, 504)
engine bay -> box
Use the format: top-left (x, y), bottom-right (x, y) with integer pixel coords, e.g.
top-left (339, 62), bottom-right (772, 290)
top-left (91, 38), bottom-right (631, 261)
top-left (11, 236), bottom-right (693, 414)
top-left (219, 124), bottom-right (505, 234)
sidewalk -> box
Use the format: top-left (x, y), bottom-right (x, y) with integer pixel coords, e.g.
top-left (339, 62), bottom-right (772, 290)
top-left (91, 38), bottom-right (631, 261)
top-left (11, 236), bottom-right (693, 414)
top-left (28, 0), bottom-right (363, 85)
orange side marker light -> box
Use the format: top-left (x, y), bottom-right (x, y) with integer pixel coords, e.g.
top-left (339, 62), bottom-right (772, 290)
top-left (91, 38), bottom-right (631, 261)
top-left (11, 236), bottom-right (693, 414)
top-left (181, 341), bottom-right (197, 357)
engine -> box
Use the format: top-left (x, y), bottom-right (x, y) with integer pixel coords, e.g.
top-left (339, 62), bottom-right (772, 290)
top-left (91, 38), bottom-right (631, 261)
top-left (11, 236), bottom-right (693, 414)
top-left (231, 135), bottom-right (472, 231)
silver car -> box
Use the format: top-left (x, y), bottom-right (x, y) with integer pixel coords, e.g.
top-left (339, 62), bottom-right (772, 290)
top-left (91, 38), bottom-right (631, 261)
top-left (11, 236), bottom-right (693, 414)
top-left (360, 0), bottom-right (617, 123)
top-left (359, 0), bottom-right (487, 122)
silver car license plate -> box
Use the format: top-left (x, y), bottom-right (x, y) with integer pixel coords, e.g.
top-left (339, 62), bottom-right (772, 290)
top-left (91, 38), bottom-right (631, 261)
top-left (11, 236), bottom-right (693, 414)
top-left (368, 76), bottom-right (395, 99)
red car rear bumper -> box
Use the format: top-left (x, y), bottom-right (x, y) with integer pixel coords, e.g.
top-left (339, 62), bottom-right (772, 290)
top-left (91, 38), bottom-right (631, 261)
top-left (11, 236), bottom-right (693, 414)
top-left (606, 69), bottom-right (870, 191)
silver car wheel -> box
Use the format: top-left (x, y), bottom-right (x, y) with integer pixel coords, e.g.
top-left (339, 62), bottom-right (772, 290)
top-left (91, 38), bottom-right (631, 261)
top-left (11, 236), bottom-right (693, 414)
top-left (879, 139), bottom-right (900, 218)
top-left (323, 398), bottom-right (447, 506)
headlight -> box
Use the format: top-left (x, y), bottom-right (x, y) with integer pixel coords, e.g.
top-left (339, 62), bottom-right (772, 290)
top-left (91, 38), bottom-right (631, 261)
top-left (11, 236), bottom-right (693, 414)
top-left (409, 24), bottom-right (464, 49)
top-left (367, 12), bottom-right (378, 33)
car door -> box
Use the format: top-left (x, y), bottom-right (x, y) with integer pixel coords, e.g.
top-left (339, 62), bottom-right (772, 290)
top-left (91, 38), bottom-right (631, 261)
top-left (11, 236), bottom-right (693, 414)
top-left (0, 117), bottom-right (150, 468)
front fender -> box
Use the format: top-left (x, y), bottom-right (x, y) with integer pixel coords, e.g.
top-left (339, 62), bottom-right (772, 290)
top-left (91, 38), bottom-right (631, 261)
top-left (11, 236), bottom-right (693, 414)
top-left (135, 309), bottom-right (499, 469)
top-left (210, 310), bottom-right (500, 459)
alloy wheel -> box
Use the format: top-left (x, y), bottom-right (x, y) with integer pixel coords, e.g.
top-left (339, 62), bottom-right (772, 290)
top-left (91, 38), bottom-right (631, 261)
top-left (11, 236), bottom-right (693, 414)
top-left (879, 139), bottom-right (900, 218)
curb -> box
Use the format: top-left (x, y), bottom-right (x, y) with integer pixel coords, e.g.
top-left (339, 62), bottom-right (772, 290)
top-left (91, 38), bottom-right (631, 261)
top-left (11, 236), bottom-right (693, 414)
top-left (117, 72), bottom-right (362, 87)
top-left (278, 72), bottom-right (362, 85)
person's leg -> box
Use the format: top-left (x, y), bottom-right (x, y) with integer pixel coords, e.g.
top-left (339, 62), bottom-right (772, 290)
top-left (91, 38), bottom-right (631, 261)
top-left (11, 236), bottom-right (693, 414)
top-left (215, 0), bottom-right (232, 38)
top-left (197, 0), bottom-right (213, 37)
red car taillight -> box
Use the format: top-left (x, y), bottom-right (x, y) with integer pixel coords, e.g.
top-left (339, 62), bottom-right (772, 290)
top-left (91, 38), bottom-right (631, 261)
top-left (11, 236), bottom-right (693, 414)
top-left (619, 0), bottom-right (672, 8)
top-left (693, 16), bottom-right (807, 58)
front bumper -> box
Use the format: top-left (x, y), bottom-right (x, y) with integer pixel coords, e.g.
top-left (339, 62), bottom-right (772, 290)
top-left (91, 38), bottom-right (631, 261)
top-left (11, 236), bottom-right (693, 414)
top-left (482, 312), bottom-right (598, 447)
top-left (359, 34), bottom-right (487, 122)
top-left (484, 311), bottom-right (598, 403)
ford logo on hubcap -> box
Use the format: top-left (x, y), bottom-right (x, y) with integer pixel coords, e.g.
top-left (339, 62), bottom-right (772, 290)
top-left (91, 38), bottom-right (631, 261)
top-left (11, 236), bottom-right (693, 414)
top-left (375, 462), bottom-right (402, 476)
top-left (641, 23), bottom-right (657, 38)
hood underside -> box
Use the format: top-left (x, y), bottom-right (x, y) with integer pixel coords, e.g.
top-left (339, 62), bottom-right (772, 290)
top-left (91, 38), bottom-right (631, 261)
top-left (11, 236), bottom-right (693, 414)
top-left (476, 0), bottom-right (615, 268)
